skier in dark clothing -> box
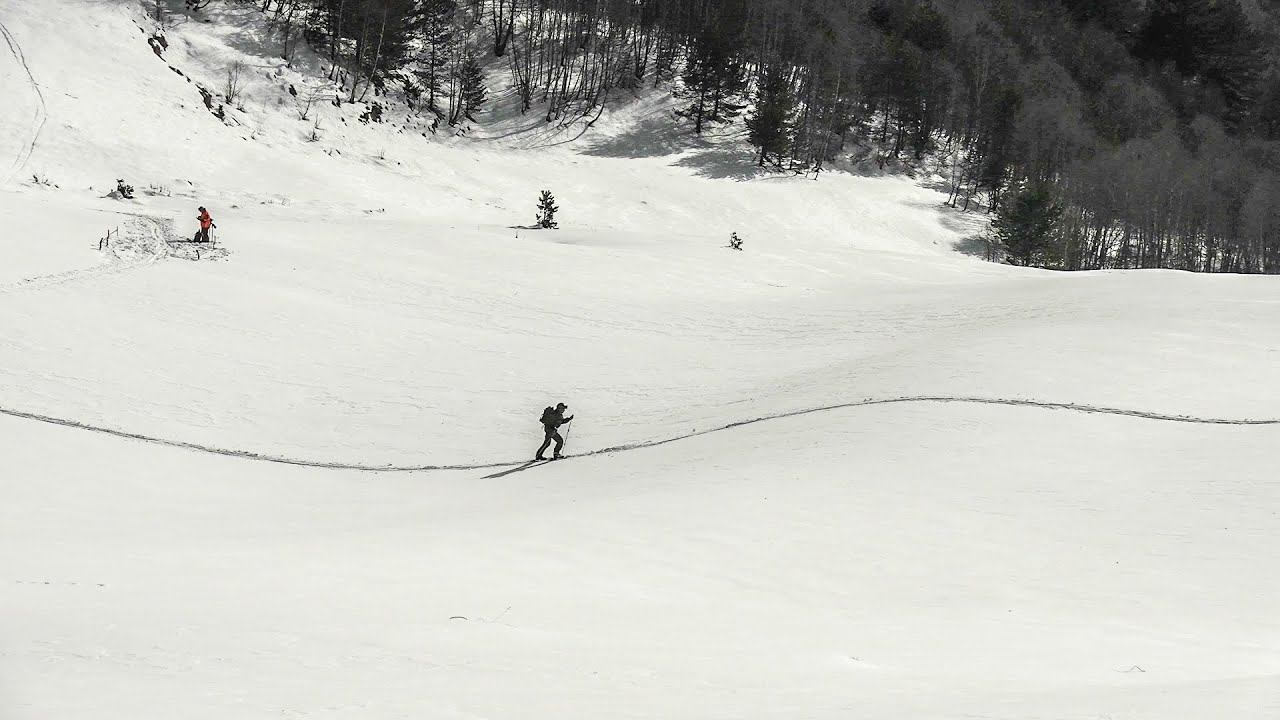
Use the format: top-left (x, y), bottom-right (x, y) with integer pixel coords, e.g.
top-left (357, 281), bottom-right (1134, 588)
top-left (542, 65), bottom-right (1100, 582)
top-left (536, 403), bottom-right (574, 460)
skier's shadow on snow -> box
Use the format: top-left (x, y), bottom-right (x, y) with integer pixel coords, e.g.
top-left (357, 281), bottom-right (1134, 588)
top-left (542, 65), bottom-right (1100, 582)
top-left (481, 459), bottom-right (552, 479)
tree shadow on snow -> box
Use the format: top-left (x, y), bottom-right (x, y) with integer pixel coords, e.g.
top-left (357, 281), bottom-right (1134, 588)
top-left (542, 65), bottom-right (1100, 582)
top-left (672, 143), bottom-right (785, 181)
top-left (900, 195), bottom-right (992, 240)
top-left (580, 112), bottom-right (697, 159)
top-left (582, 116), bottom-right (783, 181)
top-left (952, 234), bottom-right (995, 259)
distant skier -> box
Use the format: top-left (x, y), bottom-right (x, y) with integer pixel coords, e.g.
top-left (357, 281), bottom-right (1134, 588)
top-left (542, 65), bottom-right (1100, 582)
top-left (536, 403), bottom-right (574, 460)
top-left (193, 206), bottom-right (216, 243)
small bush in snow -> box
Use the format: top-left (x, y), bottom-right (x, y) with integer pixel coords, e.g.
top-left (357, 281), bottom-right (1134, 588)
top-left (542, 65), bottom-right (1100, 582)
top-left (535, 190), bottom-right (559, 229)
top-left (224, 61), bottom-right (246, 106)
top-left (295, 84), bottom-right (322, 121)
top-left (115, 179), bottom-right (135, 199)
top-left (359, 102), bottom-right (384, 124)
top-left (727, 232), bottom-right (743, 251)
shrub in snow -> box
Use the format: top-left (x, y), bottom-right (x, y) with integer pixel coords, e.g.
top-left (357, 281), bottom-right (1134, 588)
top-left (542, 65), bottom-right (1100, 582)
top-left (359, 102), bottom-right (384, 124)
top-left (114, 179), bottom-right (135, 199)
top-left (224, 62), bottom-right (246, 106)
top-left (535, 190), bottom-right (559, 229)
top-left (727, 232), bottom-right (743, 251)
top-left (295, 84), bottom-right (323, 121)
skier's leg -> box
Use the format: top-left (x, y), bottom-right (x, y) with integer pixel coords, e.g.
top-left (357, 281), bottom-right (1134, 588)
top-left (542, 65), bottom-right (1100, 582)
top-left (552, 431), bottom-right (565, 458)
top-left (536, 432), bottom-right (554, 460)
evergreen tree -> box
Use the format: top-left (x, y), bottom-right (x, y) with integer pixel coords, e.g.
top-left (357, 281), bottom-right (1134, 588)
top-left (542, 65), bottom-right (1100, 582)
top-left (536, 190), bottom-right (559, 229)
top-left (415, 0), bottom-right (457, 114)
top-left (1060, 0), bottom-right (1143, 33)
top-left (746, 66), bottom-right (796, 167)
top-left (676, 29), bottom-right (748, 134)
top-left (325, 0), bottom-right (430, 102)
top-left (991, 184), bottom-right (1063, 267)
top-left (1134, 0), bottom-right (1264, 125)
top-left (975, 85), bottom-right (1022, 208)
top-left (454, 56), bottom-right (487, 123)
top-left (902, 2), bottom-right (950, 54)
top-left (1245, 70), bottom-right (1280, 141)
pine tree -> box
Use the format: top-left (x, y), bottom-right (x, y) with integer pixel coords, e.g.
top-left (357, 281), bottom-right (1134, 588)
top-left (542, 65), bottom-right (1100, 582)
top-left (415, 0), bottom-right (457, 115)
top-left (676, 29), bottom-right (748, 134)
top-left (535, 190), bottom-right (559, 229)
top-left (448, 55), bottom-right (487, 125)
top-left (1246, 70), bottom-right (1280, 141)
top-left (991, 184), bottom-right (1063, 267)
top-left (1134, 0), bottom-right (1264, 125)
top-left (746, 66), bottom-right (796, 168)
top-left (1060, 0), bottom-right (1142, 32)
top-left (341, 0), bottom-right (430, 102)
top-left (459, 57), bottom-right (487, 121)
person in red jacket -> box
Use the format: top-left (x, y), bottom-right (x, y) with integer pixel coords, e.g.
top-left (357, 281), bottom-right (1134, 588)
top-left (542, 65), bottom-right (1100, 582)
top-left (193, 206), bottom-right (216, 243)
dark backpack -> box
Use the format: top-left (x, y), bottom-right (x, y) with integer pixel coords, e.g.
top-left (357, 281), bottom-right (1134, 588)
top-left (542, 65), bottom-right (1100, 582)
top-left (540, 406), bottom-right (555, 425)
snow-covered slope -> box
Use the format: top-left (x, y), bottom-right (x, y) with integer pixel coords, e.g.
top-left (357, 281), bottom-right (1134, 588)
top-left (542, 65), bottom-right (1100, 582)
top-left (2, 1), bottom-right (1278, 718)
top-left (5, 403), bottom-right (1279, 719)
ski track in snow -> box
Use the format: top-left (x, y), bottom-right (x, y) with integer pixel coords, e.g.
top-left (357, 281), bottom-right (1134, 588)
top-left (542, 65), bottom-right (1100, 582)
top-left (3, 395), bottom-right (1277, 473)
top-left (0, 214), bottom-right (170, 293)
top-left (0, 18), bottom-right (47, 186)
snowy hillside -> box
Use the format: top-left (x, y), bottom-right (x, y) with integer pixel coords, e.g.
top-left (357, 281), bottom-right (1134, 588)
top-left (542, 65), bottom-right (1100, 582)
top-left (3, 1), bottom-right (1279, 719)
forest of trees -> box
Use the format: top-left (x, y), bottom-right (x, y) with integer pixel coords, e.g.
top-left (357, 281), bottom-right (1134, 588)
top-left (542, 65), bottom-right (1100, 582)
top-left (220, 0), bottom-right (1280, 273)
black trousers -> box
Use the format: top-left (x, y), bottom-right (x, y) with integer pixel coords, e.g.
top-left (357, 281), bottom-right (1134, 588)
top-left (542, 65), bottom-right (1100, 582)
top-left (193, 227), bottom-right (210, 242)
top-left (537, 429), bottom-right (564, 458)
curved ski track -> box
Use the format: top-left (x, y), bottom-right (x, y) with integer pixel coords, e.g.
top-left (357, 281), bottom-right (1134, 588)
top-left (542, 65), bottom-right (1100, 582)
top-left (0, 19), bottom-right (48, 185)
top-left (0, 215), bottom-right (170, 294)
top-left (2, 395), bottom-right (1276, 473)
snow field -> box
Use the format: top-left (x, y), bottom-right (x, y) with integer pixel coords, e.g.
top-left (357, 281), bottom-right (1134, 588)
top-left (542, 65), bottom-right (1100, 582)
top-left (4, 403), bottom-right (1279, 719)
top-left (1, 0), bottom-right (1279, 718)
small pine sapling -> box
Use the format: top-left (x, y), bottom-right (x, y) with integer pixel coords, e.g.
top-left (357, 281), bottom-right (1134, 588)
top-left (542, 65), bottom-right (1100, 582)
top-left (727, 232), bottom-right (743, 250)
top-left (535, 190), bottom-right (559, 229)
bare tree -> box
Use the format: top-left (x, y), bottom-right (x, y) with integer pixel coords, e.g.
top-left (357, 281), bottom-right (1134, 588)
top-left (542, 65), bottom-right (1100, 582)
top-left (295, 83), bottom-right (324, 120)
top-left (224, 61), bottom-right (247, 106)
